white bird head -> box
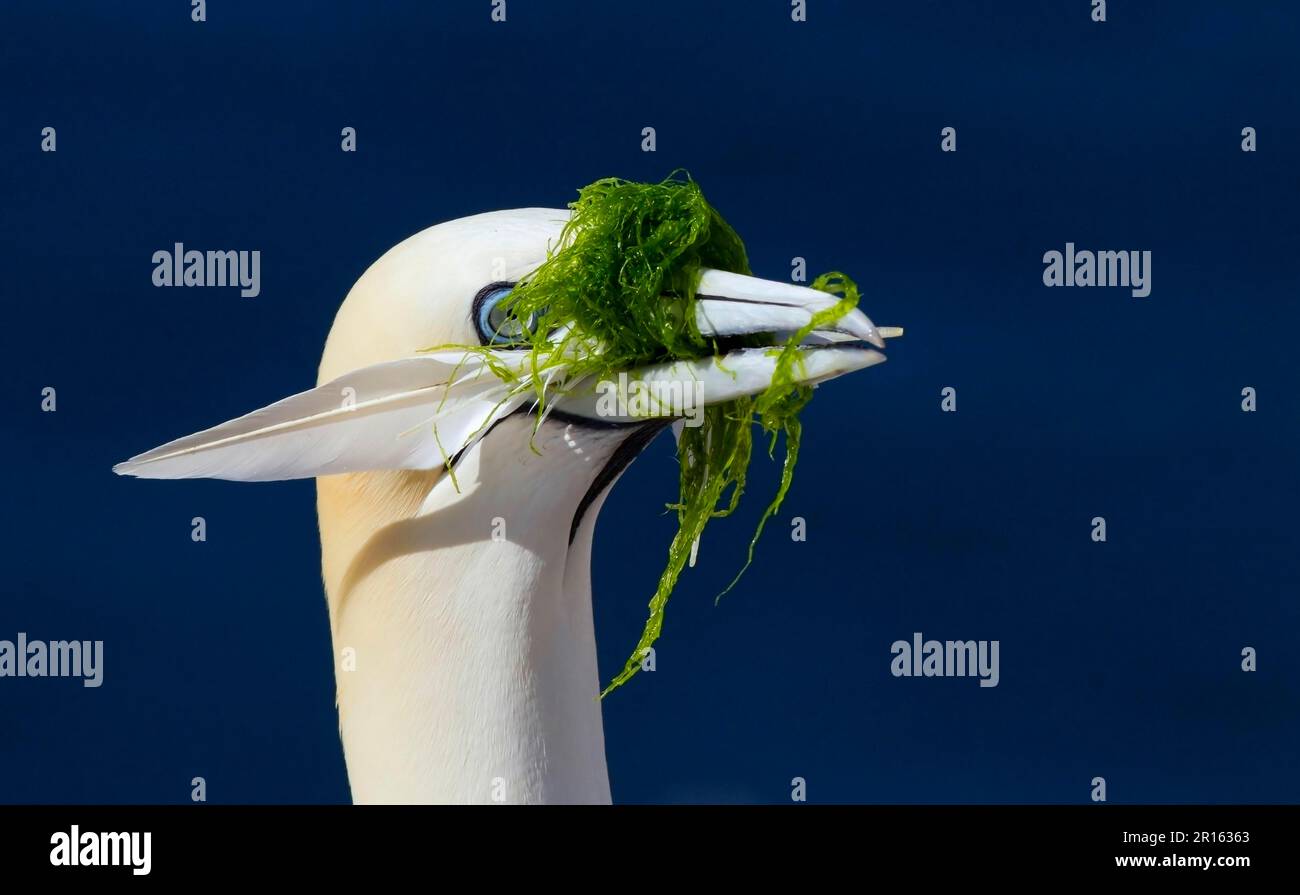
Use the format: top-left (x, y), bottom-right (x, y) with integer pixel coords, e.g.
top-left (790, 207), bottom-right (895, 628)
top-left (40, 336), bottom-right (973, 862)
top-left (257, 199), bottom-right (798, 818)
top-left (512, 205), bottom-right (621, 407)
top-left (115, 207), bottom-right (893, 803)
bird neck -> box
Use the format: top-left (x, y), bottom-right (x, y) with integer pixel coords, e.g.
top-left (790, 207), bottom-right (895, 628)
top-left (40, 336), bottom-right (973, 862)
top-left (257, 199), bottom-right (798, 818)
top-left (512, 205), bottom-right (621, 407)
top-left (316, 418), bottom-right (626, 804)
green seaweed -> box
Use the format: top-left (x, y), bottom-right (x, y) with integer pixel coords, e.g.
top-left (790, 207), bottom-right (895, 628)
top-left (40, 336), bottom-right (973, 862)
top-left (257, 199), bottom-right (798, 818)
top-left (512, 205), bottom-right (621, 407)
top-left (444, 173), bottom-right (863, 696)
top-left (495, 172), bottom-right (749, 409)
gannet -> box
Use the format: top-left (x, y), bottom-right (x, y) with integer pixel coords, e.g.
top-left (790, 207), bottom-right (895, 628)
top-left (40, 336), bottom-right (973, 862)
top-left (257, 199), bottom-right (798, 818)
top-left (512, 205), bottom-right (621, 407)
top-left (114, 208), bottom-right (893, 804)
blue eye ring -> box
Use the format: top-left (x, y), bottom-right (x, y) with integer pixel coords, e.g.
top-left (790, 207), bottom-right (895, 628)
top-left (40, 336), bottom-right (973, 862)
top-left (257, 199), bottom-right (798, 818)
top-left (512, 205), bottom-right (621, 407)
top-left (472, 282), bottom-right (523, 345)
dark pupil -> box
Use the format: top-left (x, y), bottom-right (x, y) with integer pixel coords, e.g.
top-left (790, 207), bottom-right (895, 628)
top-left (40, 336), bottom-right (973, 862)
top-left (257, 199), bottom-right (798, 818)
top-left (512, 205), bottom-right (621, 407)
top-left (488, 301), bottom-right (524, 340)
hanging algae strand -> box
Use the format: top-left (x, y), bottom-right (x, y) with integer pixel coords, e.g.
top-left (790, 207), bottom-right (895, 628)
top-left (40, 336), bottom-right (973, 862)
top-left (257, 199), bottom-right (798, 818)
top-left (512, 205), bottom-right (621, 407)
top-left (600, 270), bottom-right (862, 697)
top-left (439, 172), bottom-right (867, 696)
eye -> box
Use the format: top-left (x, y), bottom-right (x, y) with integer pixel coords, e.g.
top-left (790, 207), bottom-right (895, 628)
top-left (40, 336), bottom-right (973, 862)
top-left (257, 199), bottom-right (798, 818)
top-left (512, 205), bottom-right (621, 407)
top-left (473, 282), bottom-right (525, 346)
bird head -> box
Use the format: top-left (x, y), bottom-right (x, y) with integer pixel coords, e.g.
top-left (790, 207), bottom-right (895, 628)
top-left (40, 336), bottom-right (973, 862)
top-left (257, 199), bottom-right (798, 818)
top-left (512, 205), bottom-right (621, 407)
top-left (115, 205), bottom-right (890, 499)
top-left (113, 202), bottom-right (897, 802)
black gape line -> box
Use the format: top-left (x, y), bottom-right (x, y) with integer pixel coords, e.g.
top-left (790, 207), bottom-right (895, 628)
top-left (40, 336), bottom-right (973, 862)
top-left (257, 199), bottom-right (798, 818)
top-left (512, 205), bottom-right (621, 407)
top-left (566, 414), bottom-right (672, 545)
top-left (439, 403), bottom-right (670, 545)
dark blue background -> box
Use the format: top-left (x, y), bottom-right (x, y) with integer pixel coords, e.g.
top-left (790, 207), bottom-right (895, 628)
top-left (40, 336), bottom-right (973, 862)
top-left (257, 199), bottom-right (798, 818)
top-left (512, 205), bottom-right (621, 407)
top-left (2, 1), bottom-right (1296, 803)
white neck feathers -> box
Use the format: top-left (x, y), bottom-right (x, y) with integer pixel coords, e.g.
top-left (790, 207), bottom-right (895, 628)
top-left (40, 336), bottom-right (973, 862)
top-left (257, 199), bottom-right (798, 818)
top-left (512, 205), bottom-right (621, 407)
top-left (317, 415), bottom-right (624, 804)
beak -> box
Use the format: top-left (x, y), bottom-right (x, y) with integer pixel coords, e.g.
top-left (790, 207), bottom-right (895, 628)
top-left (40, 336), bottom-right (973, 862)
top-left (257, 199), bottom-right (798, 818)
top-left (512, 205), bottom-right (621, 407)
top-left (557, 268), bottom-right (898, 424)
top-left (114, 268), bottom-right (899, 481)
top-left (693, 268), bottom-right (885, 347)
